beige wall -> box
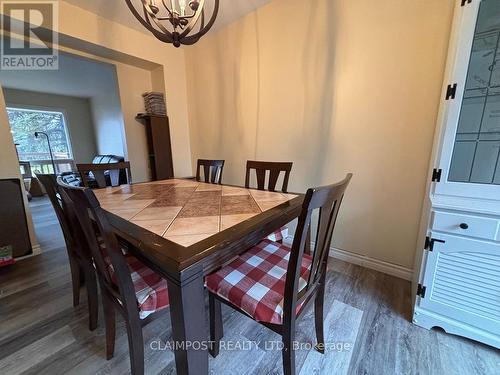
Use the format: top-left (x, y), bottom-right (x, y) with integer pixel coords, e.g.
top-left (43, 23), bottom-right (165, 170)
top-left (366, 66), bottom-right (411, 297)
top-left (90, 92), bottom-right (125, 159)
top-left (3, 88), bottom-right (98, 163)
top-left (89, 60), bottom-right (155, 183)
top-left (115, 63), bottom-right (153, 183)
top-left (185, 0), bottom-right (455, 269)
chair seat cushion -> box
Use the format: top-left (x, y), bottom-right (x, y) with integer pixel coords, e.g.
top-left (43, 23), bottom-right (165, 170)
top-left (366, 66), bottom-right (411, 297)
top-left (266, 226), bottom-right (288, 242)
top-left (206, 239), bottom-right (312, 324)
top-left (106, 254), bottom-right (169, 319)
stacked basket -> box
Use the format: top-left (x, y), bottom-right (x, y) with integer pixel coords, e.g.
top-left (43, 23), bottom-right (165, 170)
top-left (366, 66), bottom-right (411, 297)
top-left (142, 92), bottom-right (167, 116)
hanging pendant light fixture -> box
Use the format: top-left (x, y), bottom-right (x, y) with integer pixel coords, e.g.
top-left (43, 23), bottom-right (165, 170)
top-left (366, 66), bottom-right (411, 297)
top-left (125, 0), bottom-right (219, 47)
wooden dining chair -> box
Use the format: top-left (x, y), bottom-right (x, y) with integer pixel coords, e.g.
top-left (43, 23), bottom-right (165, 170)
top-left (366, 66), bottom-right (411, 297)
top-left (245, 160), bottom-right (293, 193)
top-left (207, 174), bottom-right (353, 375)
top-left (245, 160), bottom-right (294, 242)
top-left (35, 173), bottom-right (98, 331)
top-left (196, 159), bottom-right (225, 184)
top-left (77, 162), bottom-right (132, 188)
top-left (56, 178), bottom-right (170, 375)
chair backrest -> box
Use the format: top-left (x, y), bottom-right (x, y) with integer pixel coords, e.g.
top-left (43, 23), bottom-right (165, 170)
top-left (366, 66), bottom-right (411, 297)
top-left (36, 172), bottom-right (87, 261)
top-left (19, 161), bottom-right (32, 180)
top-left (196, 159), bottom-right (225, 184)
top-left (245, 161), bottom-right (293, 193)
top-left (56, 178), bottom-right (139, 315)
top-left (77, 162), bottom-right (132, 188)
top-left (283, 174), bottom-right (353, 323)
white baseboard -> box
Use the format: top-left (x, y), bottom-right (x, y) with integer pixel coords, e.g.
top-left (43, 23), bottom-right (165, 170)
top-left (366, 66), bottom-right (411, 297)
top-left (329, 247), bottom-right (414, 281)
top-left (32, 244), bottom-right (42, 255)
top-left (283, 236), bottom-right (414, 281)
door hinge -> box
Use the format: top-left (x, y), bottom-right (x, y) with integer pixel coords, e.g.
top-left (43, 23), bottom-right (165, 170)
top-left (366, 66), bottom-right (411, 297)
top-left (417, 284), bottom-right (427, 298)
top-left (431, 168), bottom-right (442, 182)
top-left (461, 0), bottom-right (472, 6)
top-left (445, 83), bottom-right (457, 100)
top-left (424, 236), bottom-right (446, 252)
top-left (424, 236), bottom-right (431, 250)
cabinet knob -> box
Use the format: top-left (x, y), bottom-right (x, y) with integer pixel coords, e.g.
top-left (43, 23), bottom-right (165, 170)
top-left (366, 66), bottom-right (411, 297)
top-left (459, 223), bottom-right (469, 230)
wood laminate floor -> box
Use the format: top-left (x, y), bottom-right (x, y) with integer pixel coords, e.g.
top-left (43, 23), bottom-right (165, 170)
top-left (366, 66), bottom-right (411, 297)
top-left (29, 196), bottom-right (65, 252)
top-left (0, 197), bottom-right (498, 374)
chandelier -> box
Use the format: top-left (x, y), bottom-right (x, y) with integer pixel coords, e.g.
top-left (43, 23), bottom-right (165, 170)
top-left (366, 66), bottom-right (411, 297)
top-left (125, 0), bottom-right (219, 47)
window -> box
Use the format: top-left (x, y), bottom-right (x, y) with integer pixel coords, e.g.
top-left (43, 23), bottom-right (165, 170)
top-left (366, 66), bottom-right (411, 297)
top-left (7, 107), bottom-right (74, 174)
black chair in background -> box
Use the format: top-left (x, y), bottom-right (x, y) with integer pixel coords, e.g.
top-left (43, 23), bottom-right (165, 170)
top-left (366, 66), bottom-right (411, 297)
top-left (245, 160), bottom-right (293, 193)
top-left (196, 159), bottom-right (225, 184)
top-left (77, 161), bottom-right (132, 188)
top-left (60, 154), bottom-right (128, 187)
top-left (245, 160), bottom-right (294, 242)
top-left (36, 173), bottom-right (98, 331)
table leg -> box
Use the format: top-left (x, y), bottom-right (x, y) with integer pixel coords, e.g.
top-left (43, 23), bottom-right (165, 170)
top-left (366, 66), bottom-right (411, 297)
top-left (167, 273), bottom-right (209, 375)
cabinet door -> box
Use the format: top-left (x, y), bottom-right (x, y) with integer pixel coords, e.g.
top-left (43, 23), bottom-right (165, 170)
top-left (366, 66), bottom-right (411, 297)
top-left (420, 233), bottom-right (500, 336)
top-left (435, 0), bottom-right (500, 199)
top-left (0, 179), bottom-right (32, 257)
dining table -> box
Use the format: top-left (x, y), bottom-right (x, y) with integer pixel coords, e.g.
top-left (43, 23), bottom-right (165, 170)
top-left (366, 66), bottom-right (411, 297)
top-left (92, 178), bottom-right (304, 375)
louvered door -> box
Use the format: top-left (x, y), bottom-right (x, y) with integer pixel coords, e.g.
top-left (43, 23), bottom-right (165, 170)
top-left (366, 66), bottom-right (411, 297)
top-left (420, 233), bottom-right (500, 336)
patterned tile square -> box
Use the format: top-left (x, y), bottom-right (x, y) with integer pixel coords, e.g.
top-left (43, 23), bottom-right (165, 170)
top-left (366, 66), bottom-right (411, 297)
top-left (222, 186), bottom-right (250, 196)
top-left (221, 195), bottom-right (261, 215)
top-left (101, 199), bottom-right (155, 211)
top-left (148, 187), bottom-right (197, 207)
top-left (178, 201), bottom-right (221, 218)
top-left (148, 179), bottom-right (182, 184)
top-left (93, 186), bottom-right (124, 196)
top-left (130, 219), bottom-right (174, 236)
top-left (196, 183), bottom-right (222, 192)
top-left (249, 190), bottom-right (288, 202)
top-left (173, 181), bottom-right (200, 188)
top-left (131, 206), bottom-right (182, 221)
top-left (101, 199), bottom-right (154, 210)
top-left (221, 214), bottom-right (258, 230)
top-left (97, 193), bottom-right (137, 202)
top-left (106, 208), bottom-right (144, 220)
top-left (164, 233), bottom-right (215, 247)
top-left (164, 216), bottom-right (220, 236)
top-left (189, 190), bottom-right (222, 203)
top-left (255, 200), bottom-right (287, 212)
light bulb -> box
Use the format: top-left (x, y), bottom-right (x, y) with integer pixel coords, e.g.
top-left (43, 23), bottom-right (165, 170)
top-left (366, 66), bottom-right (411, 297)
top-left (178, 0), bottom-right (187, 16)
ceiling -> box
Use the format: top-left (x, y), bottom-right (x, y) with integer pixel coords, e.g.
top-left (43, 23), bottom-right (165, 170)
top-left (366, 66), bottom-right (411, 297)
top-left (62, 0), bottom-right (271, 35)
top-left (0, 52), bottom-right (118, 99)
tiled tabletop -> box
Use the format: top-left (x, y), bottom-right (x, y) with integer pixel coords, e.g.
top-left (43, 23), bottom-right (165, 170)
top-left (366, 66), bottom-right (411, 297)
top-left (93, 179), bottom-right (297, 247)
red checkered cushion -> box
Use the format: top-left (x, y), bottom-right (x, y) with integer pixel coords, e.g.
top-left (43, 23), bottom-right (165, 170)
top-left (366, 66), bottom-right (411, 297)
top-left (266, 226), bottom-right (288, 242)
top-left (106, 254), bottom-right (169, 319)
top-left (206, 239), bottom-right (312, 324)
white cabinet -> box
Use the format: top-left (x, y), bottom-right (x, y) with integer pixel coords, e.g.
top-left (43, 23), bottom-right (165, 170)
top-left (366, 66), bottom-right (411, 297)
top-left (431, 210), bottom-right (500, 241)
top-left (416, 232), bottom-right (500, 348)
top-left (413, 0), bottom-right (500, 349)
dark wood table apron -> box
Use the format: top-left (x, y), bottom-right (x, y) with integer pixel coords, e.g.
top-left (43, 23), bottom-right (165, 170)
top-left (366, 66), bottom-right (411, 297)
top-left (97, 180), bottom-right (304, 374)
